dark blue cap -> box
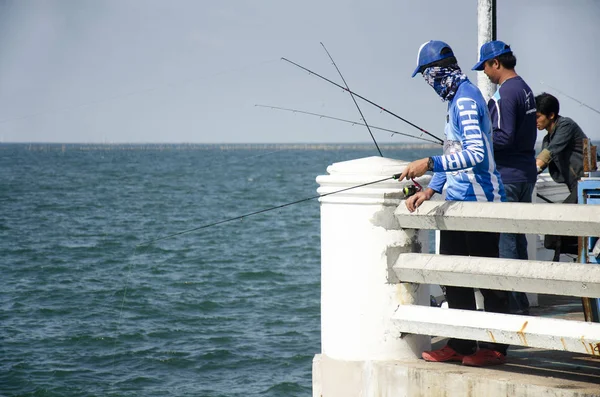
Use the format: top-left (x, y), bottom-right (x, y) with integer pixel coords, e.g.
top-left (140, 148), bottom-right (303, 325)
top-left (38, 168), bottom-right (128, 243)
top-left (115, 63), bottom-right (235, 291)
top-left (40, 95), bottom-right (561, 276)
top-left (472, 40), bottom-right (512, 71)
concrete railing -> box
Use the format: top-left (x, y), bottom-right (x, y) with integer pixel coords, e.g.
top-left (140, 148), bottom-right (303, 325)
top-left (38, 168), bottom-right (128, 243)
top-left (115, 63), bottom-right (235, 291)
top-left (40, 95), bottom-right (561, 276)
top-left (313, 156), bottom-right (600, 396)
top-left (393, 201), bottom-right (600, 355)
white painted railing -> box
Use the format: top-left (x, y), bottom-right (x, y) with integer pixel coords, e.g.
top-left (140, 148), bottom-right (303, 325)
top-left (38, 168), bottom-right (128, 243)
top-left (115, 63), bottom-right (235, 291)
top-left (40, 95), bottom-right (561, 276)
top-left (392, 201), bottom-right (600, 356)
top-left (314, 156), bottom-right (600, 397)
top-left (315, 157), bottom-right (600, 366)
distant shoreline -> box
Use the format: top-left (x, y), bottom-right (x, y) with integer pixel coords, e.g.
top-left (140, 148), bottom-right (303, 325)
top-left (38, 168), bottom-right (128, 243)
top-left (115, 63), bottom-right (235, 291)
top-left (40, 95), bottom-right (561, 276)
top-left (0, 142), bottom-right (442, 151)
top-left (1, 142), bottom-right (549, 153)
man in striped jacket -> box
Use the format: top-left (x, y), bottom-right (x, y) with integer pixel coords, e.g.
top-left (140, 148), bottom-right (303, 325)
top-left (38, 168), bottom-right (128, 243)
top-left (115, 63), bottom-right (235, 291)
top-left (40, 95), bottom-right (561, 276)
top-left (397, 40), bottom-right (508, 367)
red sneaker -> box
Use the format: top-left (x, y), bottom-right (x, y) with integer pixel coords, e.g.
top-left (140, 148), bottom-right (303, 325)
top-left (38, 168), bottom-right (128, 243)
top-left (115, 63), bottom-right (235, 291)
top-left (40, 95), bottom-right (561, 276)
top-left (462, 349), bottom-right (506, 367)
top-left (422, 345), bottom-right (465, 362)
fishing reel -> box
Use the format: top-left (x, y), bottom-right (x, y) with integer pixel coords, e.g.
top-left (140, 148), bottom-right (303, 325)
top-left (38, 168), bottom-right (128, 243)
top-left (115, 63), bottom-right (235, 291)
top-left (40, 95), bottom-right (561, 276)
top-left (392, 173), bottom-right (423, 198)
top-left (403, 184), bottom-right (418, 198)
top-left (402, 179), bottom-right (423, 199)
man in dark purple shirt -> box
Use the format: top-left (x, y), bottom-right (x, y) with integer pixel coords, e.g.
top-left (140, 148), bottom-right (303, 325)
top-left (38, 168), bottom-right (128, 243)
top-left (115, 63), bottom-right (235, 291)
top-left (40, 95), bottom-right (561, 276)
top-left (473, 41), bottom-right (537, 314)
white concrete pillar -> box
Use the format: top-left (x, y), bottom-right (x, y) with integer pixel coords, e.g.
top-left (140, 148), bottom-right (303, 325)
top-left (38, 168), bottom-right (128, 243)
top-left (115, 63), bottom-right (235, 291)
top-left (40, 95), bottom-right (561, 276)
top-left (476, 0), bottom-right (496, 101)
top-left (316, 156), bottom-right (431, 361)
top-left (527, 185), bottom-right (539, 307)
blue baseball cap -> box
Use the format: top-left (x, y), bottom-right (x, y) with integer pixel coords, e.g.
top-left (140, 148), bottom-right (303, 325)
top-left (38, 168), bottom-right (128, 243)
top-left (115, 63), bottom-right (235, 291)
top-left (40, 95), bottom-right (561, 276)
top-left (472, 41), bottom-right (512, 71)
top-left (411, 40), bottom-right (455, 78)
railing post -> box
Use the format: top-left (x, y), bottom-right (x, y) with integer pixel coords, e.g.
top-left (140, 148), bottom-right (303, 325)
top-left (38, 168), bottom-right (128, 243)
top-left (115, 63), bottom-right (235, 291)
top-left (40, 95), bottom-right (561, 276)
top-left (527, 185), bottom-right (539, 307)
top-left (315, 156), bottom-right (431, 361)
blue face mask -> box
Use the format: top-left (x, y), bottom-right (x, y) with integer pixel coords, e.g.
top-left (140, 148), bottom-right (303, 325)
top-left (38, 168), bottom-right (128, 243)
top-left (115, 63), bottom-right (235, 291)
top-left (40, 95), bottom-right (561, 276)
top-left (422, 65), bottom-right (467, 101)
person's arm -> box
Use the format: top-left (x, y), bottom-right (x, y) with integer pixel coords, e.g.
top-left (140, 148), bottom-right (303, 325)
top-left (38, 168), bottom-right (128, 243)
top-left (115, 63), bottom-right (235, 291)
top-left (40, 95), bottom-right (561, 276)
top-left (535, 136), bottom-right (550, 172)
top-left (405, 187), bottom-right (436, 212)
top-left (397, 158), bottom-right (442, 212)
top-left (536, 119), bottom-right (575, 168)
top-left (398, 157), bottom-right (446, 212)
top-left (535, 158), bottom-right (545, 172)
top-left (428, 170), bottom-right (446, 194)
top-left (430, 98), bottom-right (486, 172)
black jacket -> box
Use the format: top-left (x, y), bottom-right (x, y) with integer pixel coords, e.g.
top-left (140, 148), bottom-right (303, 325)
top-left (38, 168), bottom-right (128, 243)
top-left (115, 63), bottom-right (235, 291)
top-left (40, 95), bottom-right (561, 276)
top-left (540, 116), bottom-right (587, 192)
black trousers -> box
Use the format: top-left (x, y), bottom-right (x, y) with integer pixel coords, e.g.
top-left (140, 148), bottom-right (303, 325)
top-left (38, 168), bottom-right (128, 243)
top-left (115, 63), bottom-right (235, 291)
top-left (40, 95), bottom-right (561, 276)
top-left (439, 230), bottom-right (510, 355)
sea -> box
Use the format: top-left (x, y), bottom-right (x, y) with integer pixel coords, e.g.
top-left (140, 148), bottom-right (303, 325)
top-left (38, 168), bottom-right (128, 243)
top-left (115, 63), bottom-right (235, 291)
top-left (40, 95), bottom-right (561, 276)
top-left (1, 143), bottom-right (438, 397)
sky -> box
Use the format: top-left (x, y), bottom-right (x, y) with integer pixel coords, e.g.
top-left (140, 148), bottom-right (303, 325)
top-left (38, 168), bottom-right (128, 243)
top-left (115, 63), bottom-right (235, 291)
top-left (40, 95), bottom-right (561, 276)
top-left (0, 0), bottom-right (599, 144)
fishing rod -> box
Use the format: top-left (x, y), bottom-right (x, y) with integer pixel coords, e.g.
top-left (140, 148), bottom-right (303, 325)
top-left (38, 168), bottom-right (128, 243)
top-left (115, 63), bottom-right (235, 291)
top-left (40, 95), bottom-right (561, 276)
top-left (281, 57), bottom-right (444, 145)
top-left (536, 193), bottom-right (553, 203)
top-left (540, 81), bottom-right (600, 116)
top-left (254, 105), bottom-right (442, 145)
top-left (320, 42), bottom-right (382, 157)
top-left (138, 173), bottom-right (408, 247)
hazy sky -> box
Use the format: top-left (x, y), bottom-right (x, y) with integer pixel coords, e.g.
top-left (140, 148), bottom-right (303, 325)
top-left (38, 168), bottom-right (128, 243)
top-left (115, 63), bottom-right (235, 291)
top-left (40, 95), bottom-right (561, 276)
top-left (0, 0), bottom-right (599, 143)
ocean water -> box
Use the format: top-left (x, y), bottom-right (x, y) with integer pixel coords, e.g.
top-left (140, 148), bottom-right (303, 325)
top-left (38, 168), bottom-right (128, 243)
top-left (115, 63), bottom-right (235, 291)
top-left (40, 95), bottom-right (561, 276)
top-left (1, 143), bottom-right (437, 397)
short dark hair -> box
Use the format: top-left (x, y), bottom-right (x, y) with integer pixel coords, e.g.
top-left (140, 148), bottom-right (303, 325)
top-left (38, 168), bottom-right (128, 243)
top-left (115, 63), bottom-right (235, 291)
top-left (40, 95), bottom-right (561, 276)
top-left (536, 92), bottom-right (560, 118)
top-left (417, 47), bottom-right (458, 74)
top-left (485, 52), bottom-right (517, 69)
top-left (497, 52), bottom-right (516, 69)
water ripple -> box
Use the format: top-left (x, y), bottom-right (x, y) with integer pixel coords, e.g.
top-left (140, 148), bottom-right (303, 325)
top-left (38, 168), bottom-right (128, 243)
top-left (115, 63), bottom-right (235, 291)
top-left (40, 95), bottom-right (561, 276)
top-left (0, 144), bottom-right (436, 396)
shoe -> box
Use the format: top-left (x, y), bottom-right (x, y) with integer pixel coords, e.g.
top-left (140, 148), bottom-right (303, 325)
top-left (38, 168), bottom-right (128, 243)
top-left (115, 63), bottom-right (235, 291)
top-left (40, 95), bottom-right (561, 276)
top-left (462, 349), bottom-right (506, 367)
top-left (422, 345), bottom-right (465, 362)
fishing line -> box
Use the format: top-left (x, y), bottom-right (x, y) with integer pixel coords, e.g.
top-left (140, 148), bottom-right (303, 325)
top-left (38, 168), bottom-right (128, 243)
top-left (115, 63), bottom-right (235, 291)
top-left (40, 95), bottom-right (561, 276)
top-left (137, 174), bottom-right (405, 247)
top-left (540, 81), bottom-right (600, 117)
top-left (281, 57), bottom-right (444, 145)
top-left (536, 193), bottom-right (553, 203)
top-left (254, 104), bottom-right (442, 145)
top-left (110, 249), bottom-right (139, 382)
top-left (15, 145), bottom-right (146, 383)
top-left (320, 42), bottom-right (382, 157)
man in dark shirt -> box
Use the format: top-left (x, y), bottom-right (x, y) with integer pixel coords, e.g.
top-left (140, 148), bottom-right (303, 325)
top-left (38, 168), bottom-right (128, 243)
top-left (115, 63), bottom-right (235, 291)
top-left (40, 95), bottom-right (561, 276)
top-left (535, 92), bottom-right (587, 200)
top-left (535, 92), bottom-right (588, 260)
top-left (473, 41), bottom-right (537, 314)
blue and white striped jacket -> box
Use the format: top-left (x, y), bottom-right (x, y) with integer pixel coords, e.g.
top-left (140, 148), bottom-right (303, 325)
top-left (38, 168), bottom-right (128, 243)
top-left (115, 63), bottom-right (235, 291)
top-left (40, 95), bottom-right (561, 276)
top-left (429, 79), bottom-right (506, 202)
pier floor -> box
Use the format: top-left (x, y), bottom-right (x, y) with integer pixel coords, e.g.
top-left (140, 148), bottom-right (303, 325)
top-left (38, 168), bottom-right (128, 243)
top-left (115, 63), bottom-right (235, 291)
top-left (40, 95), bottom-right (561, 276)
top-left (313, 294), bottom-right (600, 396)
top-left (430, 294), bottom-right (600, 394)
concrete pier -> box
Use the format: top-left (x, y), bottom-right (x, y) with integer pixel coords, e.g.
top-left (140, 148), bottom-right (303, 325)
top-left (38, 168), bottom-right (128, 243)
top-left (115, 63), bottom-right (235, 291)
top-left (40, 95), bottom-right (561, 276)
top-left (313, 294), bottom-right (600, 397)
top-left (313, 157), bottom-right (600, 396)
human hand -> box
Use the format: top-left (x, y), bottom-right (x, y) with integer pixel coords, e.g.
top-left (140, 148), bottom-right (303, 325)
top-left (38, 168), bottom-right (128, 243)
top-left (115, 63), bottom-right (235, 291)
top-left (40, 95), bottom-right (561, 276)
top-left (535, 158), bottom-right (546, 169)
top-left (396, 158), bottom-right (430, 182)
top-left (405, 188), bottom-right (434, 212)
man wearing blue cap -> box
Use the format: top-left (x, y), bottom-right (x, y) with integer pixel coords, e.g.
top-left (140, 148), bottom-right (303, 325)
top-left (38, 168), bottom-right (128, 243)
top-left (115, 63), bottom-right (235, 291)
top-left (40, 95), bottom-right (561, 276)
top-left (473, 41), bottom-right (537, 315)
top-left (398, 40), bottom-right (509, 367)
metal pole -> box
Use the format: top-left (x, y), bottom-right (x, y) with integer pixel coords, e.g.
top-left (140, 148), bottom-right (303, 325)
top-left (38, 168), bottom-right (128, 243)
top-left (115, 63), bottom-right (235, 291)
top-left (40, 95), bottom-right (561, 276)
top-left (476, 0), bottom-right (497, 100)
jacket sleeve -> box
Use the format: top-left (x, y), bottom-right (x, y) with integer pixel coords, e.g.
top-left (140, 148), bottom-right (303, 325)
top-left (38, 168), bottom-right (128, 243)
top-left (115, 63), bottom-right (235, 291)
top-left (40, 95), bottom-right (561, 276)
top-left (489, 88), bottom-right (517, 151)
top-left (431, 98), bottom-right (486, 172)
top-left (541, 119), bottom-right (576, 161)
top-left (428, 171), bottom-right (447, 194)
